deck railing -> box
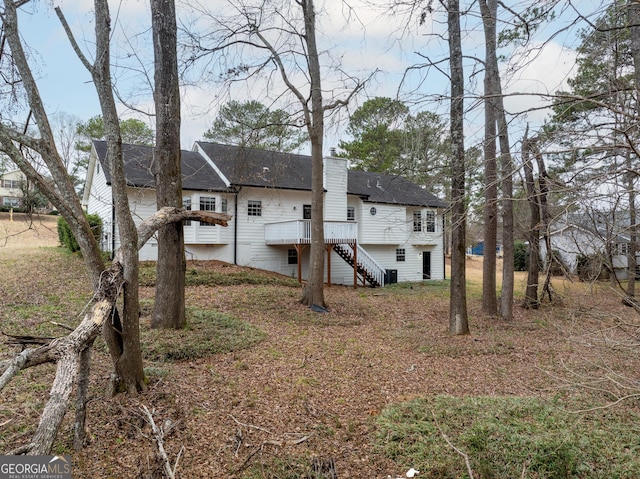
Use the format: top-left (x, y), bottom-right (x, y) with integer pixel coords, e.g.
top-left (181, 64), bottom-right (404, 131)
top-left (265, 220), bottom-right (357, 245)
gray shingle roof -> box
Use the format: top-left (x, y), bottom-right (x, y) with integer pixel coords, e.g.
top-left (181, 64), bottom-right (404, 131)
top-left (95, 140), bottom-right (446, 208)
top-left (93, 140), bottom-right (229, 192)
top-left (196, 141), bottom-right (446, 208)
top-left (196, 142), bottom-right (312, 190)
top-left (348, 170), bottom-right (447, 208)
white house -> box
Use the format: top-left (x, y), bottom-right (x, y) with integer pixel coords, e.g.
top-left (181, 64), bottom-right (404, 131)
top-left (540, 223), bottom-right (639, 280)
top-left (0, 169), bottom-right (26, 208)
top-left (540, 224), bottom-right (604, 274)
top-left (82, 141), bottom-right (447, 287)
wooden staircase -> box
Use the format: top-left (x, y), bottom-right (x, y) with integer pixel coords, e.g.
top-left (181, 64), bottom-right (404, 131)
top-left (333, 244), bottom-right (385, 287)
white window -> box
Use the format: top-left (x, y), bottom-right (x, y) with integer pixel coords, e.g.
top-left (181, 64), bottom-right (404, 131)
top-left (200, 196), bottom-right (215, 226)
top-left (183, 197), bottom-right (192, 226)
top-left (347, 206), bottom-right (355, 221)
top-left (425, 211), bottom-right (436, 233)
top-left (413, 211), bottom-right (422, 232)
top-left (221, 198), bottom-right (228, 213)
top-left (617, 242), bottom-right (630, 255)
top-left (248, 200), bottom-right (262, 217)
top-left (1, 179), bottom-right (21, 189)
top-left (2, 197), bottom-right (20, 207)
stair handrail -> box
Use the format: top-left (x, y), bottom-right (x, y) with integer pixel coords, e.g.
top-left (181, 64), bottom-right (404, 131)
top-left (355, 244), bottom-right (386, 286)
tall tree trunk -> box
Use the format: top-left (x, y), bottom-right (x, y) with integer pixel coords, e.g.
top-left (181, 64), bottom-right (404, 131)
top-left (91, 0), bottom-right (145, 394)
top-left (480, 0), bottom-right (498, 316)
top-left (300, 0), bottom-right (326, 309)
top-left (534, 143), bottom-right (554, 303)
top-left (151, 0), bottom-right (186, 328)
top-left (522, 129), bottom-right (541, 309)
top-left (489, 2), bottom-right (515, 320)
top-left (625, 0), bottom-right (640, 303)
top-left (625, 151), bottom-right (637, 302)
top-left (447, 0), bottom-right (469, 335)
top-left (498, 133), bottom-right (514, 319)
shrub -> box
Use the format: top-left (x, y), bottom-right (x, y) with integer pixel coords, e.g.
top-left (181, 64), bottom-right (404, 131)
top-left (57, 214), bottom-right (103, 253)
top-left (513, 241), bottom-right (527, 271)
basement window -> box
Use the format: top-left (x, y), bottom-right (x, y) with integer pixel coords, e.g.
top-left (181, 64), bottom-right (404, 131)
top-left (396, 248), bottom-right (406, 262)
top-left (288, 248), bottom-right (298, 265)
top-left (248, 200), bottom-right (262, 217)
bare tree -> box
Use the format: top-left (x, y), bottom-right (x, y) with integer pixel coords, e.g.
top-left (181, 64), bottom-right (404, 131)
top-left (480, 0), bottom-right (498, 316)
top-left (298, 0), bottom-right (327, 308)
top-left (522, 126), bottom-right (541, 309)
top-left (61, 0), bottom-right (146, 394)
top-left (625, 0), bottom-right (640, 305)
top-left (0, 208), bottom-right (229, 455)
top-left (151, 0), bottom-right (186, 329)
top-left (0, 0), bottom-right (145, 451)
top-left (445, 0), bottom-right (469, 335)
top-left (185, 0), bottom-right (367, 308)
top-left (489, 2), bottom-right (515, 321)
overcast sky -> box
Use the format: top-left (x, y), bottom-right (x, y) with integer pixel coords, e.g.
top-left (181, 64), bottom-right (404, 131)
top-left (14, 0), bottom-right (603, 154)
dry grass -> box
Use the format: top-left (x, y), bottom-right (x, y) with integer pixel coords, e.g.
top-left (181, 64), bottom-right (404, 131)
top-left (1, 216), bottom-right (639, 478)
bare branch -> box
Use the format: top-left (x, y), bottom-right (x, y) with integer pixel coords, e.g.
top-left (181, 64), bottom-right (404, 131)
top-left (54, 7), bottom-right (95, 75)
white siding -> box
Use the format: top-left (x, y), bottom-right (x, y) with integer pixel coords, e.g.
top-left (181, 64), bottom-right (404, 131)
top-left (84, 150), bottom-right (447, 285)
top-left (328, 243), bottom-right (445, 285)
top-left (135, 189), bottom-right (237, 261)
top-left (358, 203), bottom-right (406, 245)
top-left (84, 161), bottom-right (114, 254)
top-left (234, 187), bottom-right (312, 271)
top-left (540, 226), bottom-right (603, 273)
top-left (323, 157), bottom-right (348, 221)
top-left (0, 170), bottom-right (26, 204)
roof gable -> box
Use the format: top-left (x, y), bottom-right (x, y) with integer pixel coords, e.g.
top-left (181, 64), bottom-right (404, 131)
top-left (93, 141), bottom-right (228, 192)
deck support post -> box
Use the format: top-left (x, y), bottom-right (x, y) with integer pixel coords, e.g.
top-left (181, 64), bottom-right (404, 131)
top-left (326, 244), bottom-right (333, 287)
top-left (294, 244), bottom-right (306, 283)
top-left (352, 242), bottom-right (358, 289)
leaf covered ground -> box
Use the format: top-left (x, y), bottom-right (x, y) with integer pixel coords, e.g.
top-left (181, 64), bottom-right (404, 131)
top-left (1, 213), bottom-right (640, 478)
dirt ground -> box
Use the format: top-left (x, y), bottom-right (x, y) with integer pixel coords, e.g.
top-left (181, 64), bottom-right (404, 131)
top-left (0, 212), bottom-right (59, 255)
top-left (1, 215), bottom-right (639, 478)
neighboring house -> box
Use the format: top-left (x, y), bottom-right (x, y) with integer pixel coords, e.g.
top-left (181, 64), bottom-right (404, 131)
top-left (0, 169), bottom-right (26, 208)
top-left (83, 141), bottom-right (447, 286)
top-left (608, 236), bottom-right (640, 280)
top-left (540, 223), bottom-right (638, 279)
top-left (467, 241), bottom-right (502, 257)
top-left (540, 224), bottom-right (604, 274)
